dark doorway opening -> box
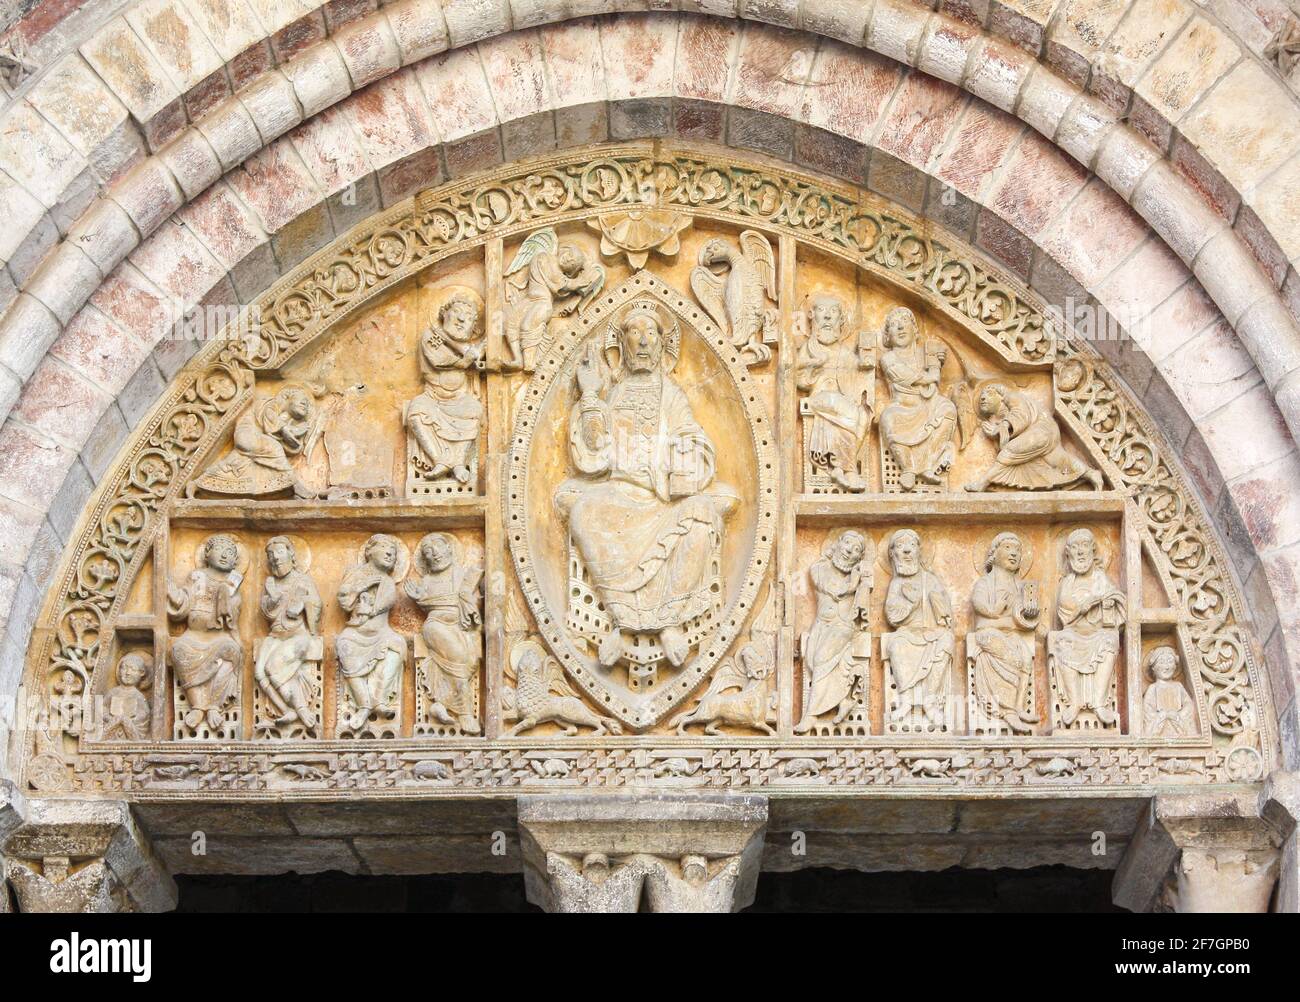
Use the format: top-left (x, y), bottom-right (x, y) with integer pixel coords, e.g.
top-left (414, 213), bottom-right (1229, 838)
top-left (175, 865), bottom-right (1120, 912)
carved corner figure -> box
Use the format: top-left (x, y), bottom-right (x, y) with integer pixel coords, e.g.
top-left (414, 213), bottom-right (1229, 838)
top-left (881, 529), bottom-right (955, 733)
top-left (690, 230), bottom-right (778, 365)
top-left (878, 307), bottom-right (974, 492)
top-left (100, 653), bottom-right (152, 741)
top-left (1143, 646), bottom-right (1197, 737)
top-left (795, 530), bottom-right (873, 735)
top-left (1048, 528), bottom-right (1125, 730)
top-left (404, 287), bottom-right (485, 495)
top-left (254, 536), bottom-right (323, 739)
top-left (504, 228), bottom-right (605, 371)
top-left (797, 294), bottom-right (875, 492)
top-left (553, 301), bottom-right (739, 684)
top-left (505, 639), bottom-right (622, 736)
top-left (967, 532), bottom-right (1041, 735)
top-left (168, 533), bottom-right (244, 739)
top-left (336, 534), bottom-right (407, 738)
top-left (406, 532), bottom-right (483, 736)
top-left (668, 641), bottom-right (777, 736)
top-left (965, 382), bottom-right (1102, 492)
top-left (188, 384), bottom-right (322, 499)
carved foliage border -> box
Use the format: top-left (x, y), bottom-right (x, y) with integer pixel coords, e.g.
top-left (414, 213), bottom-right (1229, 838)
top-left (20, 142), bottom-right (1271, 789)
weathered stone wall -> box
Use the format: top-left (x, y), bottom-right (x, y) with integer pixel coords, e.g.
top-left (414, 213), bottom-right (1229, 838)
top-left (0, 1), bottom-right (1298, 788)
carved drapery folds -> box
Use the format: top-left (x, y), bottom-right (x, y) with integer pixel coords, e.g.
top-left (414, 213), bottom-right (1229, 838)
top-left (13, 144), bottom-right (1271, 804)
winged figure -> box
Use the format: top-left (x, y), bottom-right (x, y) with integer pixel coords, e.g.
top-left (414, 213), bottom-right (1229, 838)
top-left (690, 230), bottom-right (779, 364)
top-left (503, 640), bottom-right (621, 736)
top-left (503, 228), bottom-right (605, 370)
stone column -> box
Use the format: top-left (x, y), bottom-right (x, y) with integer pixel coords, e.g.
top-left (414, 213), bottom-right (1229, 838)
top-left (1259, 769), bottom-right (1300, 913)
top-left (0, 780), bottom-right (25, 913)
top-left (1113, 790), bottom-right (1280, 913)
top-left (2, 797), bottom-right (177, 912)
top-left (517, 794), bottom-right (767, 913)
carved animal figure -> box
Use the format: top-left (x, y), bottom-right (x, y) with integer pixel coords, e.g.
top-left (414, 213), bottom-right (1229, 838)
top-left (282, 763), bottom-right (328, 781)
top-left (909, 758), bottom-right (950, 778)
top-left (691, 231), bottom-right (778, 363)
top-left (782, 757), bottom-right (820, 778)
top-left (152, 765), bottom-right (197, 781)
top-left (530, 758), bottom-right (572, 779)
top-left (652, 757), bottom-right (700, 778)
top-left (1035, 757), bottom-right (1078, 777)
top-left (668, 643), bottom-right (777, 735)
top-left (413, 760), bottom-right (451, 780)
top-left (505, 642), bottom-right (622, 736)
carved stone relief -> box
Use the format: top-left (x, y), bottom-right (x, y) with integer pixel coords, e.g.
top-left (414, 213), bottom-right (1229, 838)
top-left (14, 144), bottom-right (1273, 801)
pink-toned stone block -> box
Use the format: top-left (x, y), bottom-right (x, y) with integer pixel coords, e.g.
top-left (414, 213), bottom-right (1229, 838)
top-left (66, 199), bottom-right (140, 276)
top-left (347, 69), bottom-right (438, 171)
top-left (0, 102), bottom-right (87, 210)
top-left (184, 0), bottom-right (267, 61)
top-left (90, 263), bottom-right (182, 346)
top-left (933, 100), bottom-right (1022, 198)
top-left (1233, 452), bottom-right (1300, 552)
top-left (0, 422), bottom-right (78, 511)
top-left (197, 97), bottom-right (264, 170)
top-left (415, 47), bottom-right (499, 141)
top-left (674, 15), bottom-right (739, 103)
top-left (110, 157), bottom-right (186, 237)
top-left (80, 16), bottom-right (181, 122)
top-left (478, 29), bottom-right (552, 122)
top-left (48, 305), bottom-right (154, 397)
top-left (868, 0), bottom-right (932, 67)
top-left (288, 105), bottom-right (373, 197)
top-left (1133, 16), bottom-right (1238, 127)
top-left (0, 495), bottom-right (44, 572)
top-left (27, 56), bottom-right (132, 161)
top-left (12, 357), bottom-right (114, 451)
top-left (799, 42), bottom-right (901, 146)
top-left (1095, 237), bottom-right (1191, 329)
top-left (1140, 279), bottom-right (1223, 362)
top-left (239, 70), bottom-right (304, 144)
top-left (1200, 382), bottom-right (1295, 481)
top-left (284, 42), bottom-right (354, 118)
top-left (126, 0), bottom-right (225, 93)
top-left (964, 37), bottom-right (1033, 111)
top-left (1248, 153), bottom-right (1300, 265)
top-left (386, 0), bottom-right (451, 64)
top-left (227, 142), bottom-right (323, 234)
top-left (538, 19), bottom-right (606, 110)
top-left (917, 17), bottom-right (980, 83)
top-left (334, 14), bottom-right (401, 89)
top-left (988, 131), bottom-right (1087, 235)
top-left (1193, 228), bottom-right (1273, 326)
top-left (1039, 178), bottom-right (1147, 288)
top-left (732, 22), bottom-right (814, 117)
top-left (601, 13), bottom-right (676, 102)
top-left (1158, 318), bottom-right (1264, 421)
top-left (128, 218), bottom-right (226, 307)
top-left (25, 243), bottom-right (102, 325)
top-left (875, 71), bottom-right (964, 168)
top-left (159, 127), bottom-right (223, 199)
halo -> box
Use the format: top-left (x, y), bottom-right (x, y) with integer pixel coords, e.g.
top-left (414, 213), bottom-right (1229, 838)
top-left (193, 533), bottom-right (249, 576)
top-left (878, 527), bottom-right (935, 576)
top-left (509, 637), bottom-right (548, 678)
top-left (357, 533), bottom-right (410, 581)
top-left (972, 529), bottom-right (1034, 577)
top-left (1056, 524), bottom-right (1112, 571)
top-left (412, 531), bottom-right (462, 576)
top-left (1144, 645), bottom-right (1181, 679)
top-left (603, 298), bottom-right (681, 373)
top-left (264, 533), bottom-right (312, 572)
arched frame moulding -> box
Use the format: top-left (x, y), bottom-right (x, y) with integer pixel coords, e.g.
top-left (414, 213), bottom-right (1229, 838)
top-left (13, 141), bottom-right (1277, 798)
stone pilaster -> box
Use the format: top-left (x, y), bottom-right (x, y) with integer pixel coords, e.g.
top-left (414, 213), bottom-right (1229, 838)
top-left (1259, 769), bottom-right (1300, 913)
top-left (1113, 790), bottom-right (1280, 913)
top-left (517, 794), bottom-right (767, 913)
top-left (2, 798), bottom-right (176, 912)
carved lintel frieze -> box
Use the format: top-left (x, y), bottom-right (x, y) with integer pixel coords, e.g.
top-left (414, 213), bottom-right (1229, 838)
top-left (518, 794), bottom-right (767, 913)
top-left (1, 798), bottom-right (176, 913)
top-left (1113, 791), bottom-right (1280, 913)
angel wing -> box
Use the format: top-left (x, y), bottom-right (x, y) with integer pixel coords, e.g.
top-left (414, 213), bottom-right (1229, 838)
top-left (545, 657), bottom-right (582, 699)
top-left (952, 379), bottom-right (977, 450)
top-left (690, 264), bottom-right (729, 335)
top-left (739, 230), bottom-right (777, 301)
top-left (504, 227), bottom-right (558, 280)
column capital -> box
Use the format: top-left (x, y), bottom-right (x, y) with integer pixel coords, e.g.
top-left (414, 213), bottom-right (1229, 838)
top-left (1113, 790), bottom-right (1280, 912)
top-left (2, 798), bottom-right (176, 912)
top-left (517, 794), bottom-right (767, 913)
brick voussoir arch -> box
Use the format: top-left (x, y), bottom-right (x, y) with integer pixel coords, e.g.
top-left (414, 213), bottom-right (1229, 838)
top-left (2, 4), bottom-right (1300, 439)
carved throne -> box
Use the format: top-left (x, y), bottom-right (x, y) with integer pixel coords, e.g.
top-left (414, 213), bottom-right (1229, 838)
top-left (251, 636), bottom-right (324, 740)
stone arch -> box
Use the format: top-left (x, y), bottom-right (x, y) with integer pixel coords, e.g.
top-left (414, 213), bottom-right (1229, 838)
top-left (0, 2), bottom-right (1297, 913)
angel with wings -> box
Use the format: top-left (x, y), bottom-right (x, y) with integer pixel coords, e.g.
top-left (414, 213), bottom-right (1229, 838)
top-left (503, 227), bottom-right (605, 370)
top-left (690, 230), bottom-right (779, 365)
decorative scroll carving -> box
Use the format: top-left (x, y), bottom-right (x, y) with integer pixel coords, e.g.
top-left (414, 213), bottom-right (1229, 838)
top-left (168, 534), bottom-right (244, 740)
top-left (408, 532), bottom-right (483, 736)
top-left (404, 287), bottom-right (485, 494)
top-left (1047, 528), bottom-right (1123, 731)
top-left (690, 230), bottom-right (778, 365)
top-left (503, 228), bottom-right (605, 371)
top-left (881, 529), bottom-right (956, 734)
top-left (795, 530), bottom-right (872, 736)
top-left (967, 532), bottom-right (1041, 735)
top-left (19, 144), bottom-right (1273, 799)
top-left (797, 294), bottom-right (874, 493)
top-left (254, 536), bottom-right (323, 739)
top-left (335, 535), bottom-right (407, 738)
